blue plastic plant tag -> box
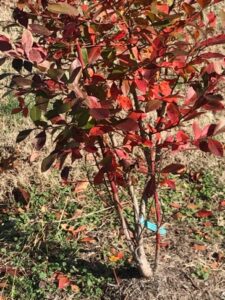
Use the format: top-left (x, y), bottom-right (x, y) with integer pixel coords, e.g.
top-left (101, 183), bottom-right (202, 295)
top-left (140, 216), bottom-right (167, 235)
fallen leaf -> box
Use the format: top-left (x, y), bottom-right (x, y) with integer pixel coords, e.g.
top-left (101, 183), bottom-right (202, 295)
top-left (71, 284), bottom-right (80, 293)
top-left (73, 225), bottom-right (87, 235)
top-left (29, 150), bottom-right (40, 162)
top-left (196, 210), bottom-right (213, 218)
top-left (187, 203), bottom-right (198, 210)
top-left (57, 274), bottom-right (70, 289)
top-left (109, 251), bottom-right (124, 262)
top-left (203, 221), bottom-right (212, 227)
top-left (159, 241), bottom-right (170, 248)
top-left (74, 181), bottom-right (89, 193)
top-left (80, 236), bottom-right (96, 243)
top-left (174, 212), bottom-right (185, 220)
top-left (41, 205), bottom-right (48, 213)
top-left (210, 261), bottom-right (219, 269)
top-left (12, 187), bottom-right (30, 205)
top-left (170, 202), bottom-right (181, 209)
top-left (0, 281), bottom-right (8, 288)
top-left (193, 244), bottom-right (207, 251)
top-left (219, 200), bottom-right (225, 209)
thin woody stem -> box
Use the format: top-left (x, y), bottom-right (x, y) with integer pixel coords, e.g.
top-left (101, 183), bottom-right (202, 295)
top-left (97, 137), bottom-right (134, 251)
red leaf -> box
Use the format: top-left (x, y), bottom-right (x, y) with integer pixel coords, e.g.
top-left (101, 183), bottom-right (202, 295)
top-left (199, 34), bottom-right (225, 48)
top-left (219, 200), bottom-right (225, 209)
top-left (196, 210), bottom-right (213, 218)
top-left (207, 139), bottom-right (223, 157)
top-left (176, 130), bottom-right (189, 143)
top-left (57, 274), bottom-right (70, 289)
top-left (135, 79), bottom-right (147, 93)
top-left (28, 48), bottom-right (45, 63)
top-left (12, 107), bottom-right (22, 114)
top-left (88, 46), bottom-right (101, 64)
top-left (157, 3), bottom-right (169, 13)
top-left (94, 169), bottom-right (104, 185)
top-left (161, 163), bottom-right (185, 174)
top-left (143, 177), bottom-right (156, 199)
top-left (182, 3), bottom-right (195, 15)
top-left (87, 96), bottom-right (110, 120)
top-left (116, 95), bottom-right (133, 111)
top-left (114, 149), bottom-right (129, 160)
top-left (207, 11), bottom-right (216, 28)
top-left (113, 31), bottom-right (126, 41)
top-left (145, 100), bottom-right (162, 112)
top-left (128, 111), bottom-right (147, 120)
top-left (89, 126), bottom-right (106, 136)
top-left (197, 0), bottom-right (211, 8)
top-left (160, 178), bottom-right (176, 189)
top-left (115, 118), bottom-right (139, 132)
top-left (214, 120), bottom-right (225, 135)
top-left (0, 35), bottom-right (12, 51)
top-left (21, 30), bottom-right (33, 56)
top-left (192, 121), bottom-right (202, 140)
top-left (167, 103), bottom-right (180, 124)
top-left (198, 52), bottom-right (224, 59)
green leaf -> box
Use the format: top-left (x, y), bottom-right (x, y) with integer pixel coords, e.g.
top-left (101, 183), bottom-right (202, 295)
top-left (16, 129), bottom-right (33, 143)
top-left (81, 48), bottom-right (88, 66)
top-left (30, 106), bottom-right (41, 122)
top-left (101, 48), bottom-right (116, 61)
top-left (47, 3), bottom-right (79, 16)
top-left (53, 100), bottom-right (71, 114)
top-left (47, 68), bottom-right (65, 80)
top-left (77, 109), bottom-right (90, 127)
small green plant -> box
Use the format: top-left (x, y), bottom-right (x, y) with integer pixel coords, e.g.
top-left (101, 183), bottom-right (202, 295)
top-left (192, 264), bottom-right (210, 280)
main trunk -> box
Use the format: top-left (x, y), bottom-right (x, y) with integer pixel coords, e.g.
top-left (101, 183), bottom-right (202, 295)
top-left (134, 236), bottom-right (153, 278)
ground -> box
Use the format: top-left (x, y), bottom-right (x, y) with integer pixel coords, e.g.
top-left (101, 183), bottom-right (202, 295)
top-left (0, 2), bottom-right (225, 300)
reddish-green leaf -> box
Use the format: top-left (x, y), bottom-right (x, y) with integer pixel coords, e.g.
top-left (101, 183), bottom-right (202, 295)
top-left (88, 46), bottom-right (101, 64)
top-left (29, 24), bottom-right (51, 36)
top-left (41, 153), bottom-right (57, 172)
